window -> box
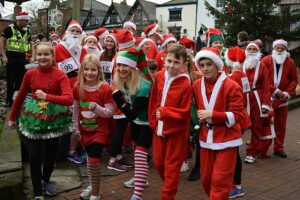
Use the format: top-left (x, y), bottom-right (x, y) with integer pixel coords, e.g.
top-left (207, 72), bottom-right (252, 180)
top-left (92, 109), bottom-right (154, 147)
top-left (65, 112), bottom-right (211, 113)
top-left (169, 8), bottom-right (182, 21)
top-left (168, 26), bottom-right (182, 40)
top-left (216, 0), bottom-right (224, 8)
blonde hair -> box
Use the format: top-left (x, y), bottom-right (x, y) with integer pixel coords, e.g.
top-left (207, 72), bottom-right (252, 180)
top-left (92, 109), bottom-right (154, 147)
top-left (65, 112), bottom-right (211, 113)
top-left (78, 54), bottom-right (105, 98)
top-left (113, 65), bottom-right (141, 95)
top-left (35, 42), bottom-right (55, 65)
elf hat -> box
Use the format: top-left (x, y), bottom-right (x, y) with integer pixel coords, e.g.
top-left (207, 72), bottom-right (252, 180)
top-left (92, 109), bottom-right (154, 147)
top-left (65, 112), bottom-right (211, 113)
top-left (205, 28), bottom-right (224, 46)
top-left (16, 12), bottom-right (30, 21)
top-left (95, 28), bottom-right (109, 40)
top-left (67, 20), bottom-right (82, 32)
top-left (160, 34), bottom-right (177, 48)
top-left (123, 21), bottom-right (137, 31)
top-left (225, 46), bottom-right (245, 69)
top-left (104, 33), bottom-right (118, 47)
top-left (272, 39), bottom-right (288, 49)
top-left (84, 34), bottom-right (98, 43)
top-left (116, 30), bottom-right (135, 49)
top-left (144, 23), bottom-right (159, 36)
top-left (116, 47), bottom-right (153, 82)
top-left (135, 37), bottom-right (150, 48)
top-left (194, 47), bottom-right (223, 70)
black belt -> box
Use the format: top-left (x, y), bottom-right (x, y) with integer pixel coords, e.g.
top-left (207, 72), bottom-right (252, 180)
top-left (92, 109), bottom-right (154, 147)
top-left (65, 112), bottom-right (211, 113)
top-left (67, 70), bottom-right (78, 78)
top-left (247, 87), bottom-right (262, 93)
top-left (204, 122), bottom-right (226, 130)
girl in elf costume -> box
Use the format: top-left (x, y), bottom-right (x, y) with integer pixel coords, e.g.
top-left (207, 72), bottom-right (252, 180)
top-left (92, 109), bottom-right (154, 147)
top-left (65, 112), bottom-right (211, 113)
top-left (8, 43), bottom-right (73, 200)
top-left (73, 54), bottom-right (115, 200)
top-left (110, 47), bottom-right (153, 200)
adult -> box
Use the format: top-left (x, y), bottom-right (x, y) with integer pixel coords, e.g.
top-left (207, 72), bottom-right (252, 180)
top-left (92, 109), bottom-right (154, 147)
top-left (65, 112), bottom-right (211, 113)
top-left (143, 23), bottom-right (162, 61)
top-left (155, 34), bottom-right (177, 71)
top-left (123, 21), bottom-right (138, 37)
top-left (49, 31), bottom-right (60, 46)
top-left (94, 27), bottom-right (109, 50)
top-left (0, 11), bottom-right (33, 107)
top-left (260, 39), bottom-right (298, 158)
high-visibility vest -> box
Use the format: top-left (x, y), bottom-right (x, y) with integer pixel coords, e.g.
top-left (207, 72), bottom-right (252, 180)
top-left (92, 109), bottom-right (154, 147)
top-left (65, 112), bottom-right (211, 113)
top-left (5, 24), bottom-right (30, 53)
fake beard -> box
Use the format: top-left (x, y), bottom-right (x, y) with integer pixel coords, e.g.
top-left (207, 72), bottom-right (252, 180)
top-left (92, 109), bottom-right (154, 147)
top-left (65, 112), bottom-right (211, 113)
top-left (272, 50), bottom-right (287, 65)
top-left (64, 33), bottom-right (83, 55)
top-left (244, 52), bottom-right (262, 69)
top-left (84, 45), bottom-right (101, 57)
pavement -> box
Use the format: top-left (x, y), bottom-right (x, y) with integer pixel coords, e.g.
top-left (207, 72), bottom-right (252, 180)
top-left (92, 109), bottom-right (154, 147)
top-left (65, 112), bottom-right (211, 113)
top-left (31, 108), bottom-right (300, 199)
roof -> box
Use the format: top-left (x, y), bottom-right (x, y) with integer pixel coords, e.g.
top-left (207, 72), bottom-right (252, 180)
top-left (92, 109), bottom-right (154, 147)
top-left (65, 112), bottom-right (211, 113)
top-left (139, 0), bottom-right (157, 21)
top-left (157, 0), bottom-right (197, 6)
top-left (113, 3), bottom-right (131, 21)
top-left (61, 0), bottom-right (109, 11)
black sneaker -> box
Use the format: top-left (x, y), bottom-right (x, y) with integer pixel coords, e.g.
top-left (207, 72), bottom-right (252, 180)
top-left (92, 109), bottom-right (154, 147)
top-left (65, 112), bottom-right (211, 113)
top-left (188, 167), bottom-right (200, 181)
top-left (274, 151), bottom-right (287, 158)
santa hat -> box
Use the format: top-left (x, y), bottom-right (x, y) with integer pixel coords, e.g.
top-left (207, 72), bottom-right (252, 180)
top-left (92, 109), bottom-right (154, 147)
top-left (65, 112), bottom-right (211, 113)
top-left (225, 46), bottom-right (245, 69)
top-left (194, 47), bottom-right (224, 70)
top-left (246, 41), bottom-right (260, 51)
top-left (272, 39), bottom-right (288, 49)
top-left (104, 33), bottom-right (118, 47)
top-left (116, 30), bottom-right (135, 49)
top-left (144, 23), bottom-right (159, 37)
top-left (16, 12), bottom-right (30, 21)
top-left (135, 37), bottom-right (150, 48)
top-left (179, 37), bottom-right (196, 50)
top-left (116, 47), bottom-right (153, 82)
top-left (49, 31), bottom-right (59, 39)
top-left (205, 28), bottom-right (224, 46)
top-left (66, 20), bottom-right (83, 32)
top-left (160, 34), bottom-right (177, 48)
top-left (123, 21), bottom-right (137, 31)
top-left (95, 28), bottom-right (109, 40)
top-left (84, 34), bottom-right (98, 43)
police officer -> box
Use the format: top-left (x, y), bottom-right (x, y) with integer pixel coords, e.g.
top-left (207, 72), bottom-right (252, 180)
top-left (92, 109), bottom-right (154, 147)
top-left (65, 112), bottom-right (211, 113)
top-left (0, 12), bottom-right (34, 107)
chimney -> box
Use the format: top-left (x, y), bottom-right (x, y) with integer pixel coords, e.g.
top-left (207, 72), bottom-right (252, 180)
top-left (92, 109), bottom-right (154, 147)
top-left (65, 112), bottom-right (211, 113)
top-left (14, 4), bottom-right (21, 15)
top-left (80, 0), bottom-right (84, 9)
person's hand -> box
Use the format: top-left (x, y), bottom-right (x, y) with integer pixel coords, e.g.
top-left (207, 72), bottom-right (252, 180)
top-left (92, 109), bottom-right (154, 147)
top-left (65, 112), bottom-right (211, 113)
top-left (89, 102), bottom-right (97, 111)
top-left (35, 89), bottom-right (46, 100)
top-left (156, 109), bottom-right (161, 119)
top-left (8, 120), bottom-right (16, 129)
top-left (261, 108), bottom-right (269, 114)
top-left (276, 90), bottom-right (284, 99)
top-left (30, 56), bottom-right (35, 63)
top-left (2, 55), bottom-right (8, 65)
top-left (197, 110), bottom-right (213, 121)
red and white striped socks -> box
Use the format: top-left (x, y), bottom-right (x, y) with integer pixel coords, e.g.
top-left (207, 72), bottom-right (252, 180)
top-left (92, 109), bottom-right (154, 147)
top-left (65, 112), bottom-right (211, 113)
top-left (133, 146), bottom-right (149, 199)
top-left (87, 157), bottom-right (101, 196)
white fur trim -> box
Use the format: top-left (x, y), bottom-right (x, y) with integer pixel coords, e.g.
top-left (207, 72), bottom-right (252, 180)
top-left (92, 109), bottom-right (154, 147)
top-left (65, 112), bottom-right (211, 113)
top-left (273, 39), bottom-right (288, 49)
top-left (246, 43), bottom-right (259, 51)
top-left (161, 37), bottom-right (176, 48)
top-left (147, 24), bottom-right (159, 36)
top-left (137, 38), bottom-right (150, 48)
top-left (84, 35), bottom-right (97, 43)
top-left (261, 124), bottom-right (276, 140)
top-left (282, 91), bottom-right (291, 100)
top-left (200, 138), bottom-right (243, 150)
top-left (272, 88), bottom-right (280, 98)
top-left (119, 39), bottom-right (135, 49)
top-left (16, 15), bottom-right (30, 20)
top-left (104, 34), bottom-right (118, 47)
top-left (68, 24), bottom-right (82, 32)
top-left (123, 21), bottom-right (136, 30)
top-left (225, 112), bottom-right (235, 128)
top-left (116, 56), bottom-right (137, 68)
top-left (98, 30), bottom-right (109, 40)
top-left (261, 105), bottom-right (271, 111)
top-left (195, 50), bottom-right (224, 70)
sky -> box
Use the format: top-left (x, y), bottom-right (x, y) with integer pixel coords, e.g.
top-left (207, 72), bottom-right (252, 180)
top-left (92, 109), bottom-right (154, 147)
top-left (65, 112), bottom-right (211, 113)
top-left (0, 0), bottom-right (171, 17)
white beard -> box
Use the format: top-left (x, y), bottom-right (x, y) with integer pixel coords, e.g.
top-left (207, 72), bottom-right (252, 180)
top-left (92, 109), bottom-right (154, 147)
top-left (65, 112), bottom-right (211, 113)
top-left (84, 45), bottom-right (101, 57)
top-left (64, 33), bottom-right (83, 55)
top-left (272, 50), bottom-right (287, 65)
top-left (244, 52), bottom-right (262, 69)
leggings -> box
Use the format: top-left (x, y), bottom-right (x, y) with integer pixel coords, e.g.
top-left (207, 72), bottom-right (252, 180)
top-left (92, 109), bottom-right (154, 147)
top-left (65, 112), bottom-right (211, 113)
top-left (22, 135), bottom-right (60, 196)
top-left (110, 118), bottom-right (129, 157)
top-left (233, 147), bottom-right (242, 185)
top-left (130, 122), bottom-right (152, 149)
top-left (85, 142), bottom-right (104, 158)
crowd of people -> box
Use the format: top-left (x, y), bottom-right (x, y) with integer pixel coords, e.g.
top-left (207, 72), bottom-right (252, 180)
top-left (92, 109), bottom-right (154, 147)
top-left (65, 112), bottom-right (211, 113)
top-left (1, 11), bottom-right (299, 200)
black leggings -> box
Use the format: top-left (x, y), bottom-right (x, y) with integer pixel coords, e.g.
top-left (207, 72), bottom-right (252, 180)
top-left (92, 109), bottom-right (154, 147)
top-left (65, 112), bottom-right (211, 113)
top-left (110, 118), bottom-right (129, 157)
top-left (22, 135), bottom-right (60, 196)
top-left (130, 122), bottom-right (152, 149)
top-left (85, 142), bottom-right (103, 158)
top-left (234, 147), bottom-right (242, 185)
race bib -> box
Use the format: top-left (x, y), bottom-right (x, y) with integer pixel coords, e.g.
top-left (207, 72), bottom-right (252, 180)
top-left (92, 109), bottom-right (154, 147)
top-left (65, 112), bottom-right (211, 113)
top-left (241, 77), bottom-right (251, 93)
top-left (101, 61), bottom-right (113, 74)
top-left (58, 57), bottom-right (79, 74)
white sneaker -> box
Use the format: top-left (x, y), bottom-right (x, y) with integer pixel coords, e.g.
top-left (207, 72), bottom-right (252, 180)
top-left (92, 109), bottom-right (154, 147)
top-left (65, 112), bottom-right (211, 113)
top-left (124, 177), bottom-right (149, 188)
top-left (244, 156), bottom-right (256, 163)
top-left (89, 195), bottom-right (100, 200)
top-left (80, 186), bottom-right (92, 200)
top-left (180, 161), bottom-right (189, 173)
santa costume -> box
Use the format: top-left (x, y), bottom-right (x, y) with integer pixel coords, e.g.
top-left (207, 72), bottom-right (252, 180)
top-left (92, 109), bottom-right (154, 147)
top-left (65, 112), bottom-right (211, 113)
top-left (155, 34), bottom-right (177, 71)
top-left (143, 23), bottom-right (160, 60)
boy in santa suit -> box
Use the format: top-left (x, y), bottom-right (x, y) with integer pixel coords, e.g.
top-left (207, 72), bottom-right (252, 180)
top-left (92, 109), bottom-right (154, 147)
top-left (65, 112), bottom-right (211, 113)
top-left (243, 41), bottom-right (271, 163)
top-left (155, 34), bottom-right (177, 71)
top-left (193, 47), bottom-right (244, 200)
top-left (143, 23), bottom-right (162, 61)
top-left (260, 39), bottom-right (298, 158)
top-left (55, 20), bottom-right (87, 89)
top-left (148, 43), bottom-right (192, 200)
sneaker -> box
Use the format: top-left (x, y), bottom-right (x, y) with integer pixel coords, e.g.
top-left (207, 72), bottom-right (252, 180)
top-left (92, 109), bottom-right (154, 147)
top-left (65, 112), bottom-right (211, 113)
top-left (34, 196), bottom-right (44, 200)
top-left (188, 167), bottom-right (200, 181)
top-left (131, 195), bottom-right (140, 200)
top-left (229, 186), bottom-right (245, 198)
top-left (89, 195), bottom-right (100, 200)
top-left (124, 177), bottom-right (149, 188)
top-left (107, 160), bottom-right (127, 172)
top-left (244, 156), bottom-right (256, 164)
top-left (42, 181), bottom-right (57, 196)
top-left (80, 186), bottom-right (92, 200)
top-left (118, 157), bottom-right (134, 168)
top-left (180, 161), bottom-right (189, 173)
top-left (67, 152), bottom-right (85, 164)
top-left (274, 151), bottom-right (287, 158)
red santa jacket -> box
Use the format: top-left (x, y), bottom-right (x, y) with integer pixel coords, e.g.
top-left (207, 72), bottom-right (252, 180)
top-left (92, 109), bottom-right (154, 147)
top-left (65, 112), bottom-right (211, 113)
top-left (146, 40), bottom-right (158, 61)
top-left (261, 55), bottom-right (298, 108)
top-left (192, 72), bottom-right (244, 150)
top-left (148, 69), bottom-right (192, 136)
top-left (155, 50), bottom-right (165, 71)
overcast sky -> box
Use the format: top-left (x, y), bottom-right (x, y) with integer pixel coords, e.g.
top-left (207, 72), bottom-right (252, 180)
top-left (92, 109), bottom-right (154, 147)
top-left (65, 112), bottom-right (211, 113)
top-left (0, 0), bottom-right (170, 17)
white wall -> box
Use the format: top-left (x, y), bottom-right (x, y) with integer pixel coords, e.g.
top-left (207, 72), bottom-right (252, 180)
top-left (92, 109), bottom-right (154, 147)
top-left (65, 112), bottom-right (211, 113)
top-left (156, 4), bottom-right (197, 40)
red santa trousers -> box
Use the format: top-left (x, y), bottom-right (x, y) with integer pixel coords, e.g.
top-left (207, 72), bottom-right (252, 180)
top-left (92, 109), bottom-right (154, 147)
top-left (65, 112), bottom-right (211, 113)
top-left (273, 106), bottom-right (288, 152)
top-left (152, 132), bottom-right (187, 200)
top-left (201, 147), bottom-right (237, 200)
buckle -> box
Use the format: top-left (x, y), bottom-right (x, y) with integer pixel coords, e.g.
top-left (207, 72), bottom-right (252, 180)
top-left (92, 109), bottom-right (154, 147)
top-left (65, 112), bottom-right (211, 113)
top-left (205, 122), bottom-right (213, 129)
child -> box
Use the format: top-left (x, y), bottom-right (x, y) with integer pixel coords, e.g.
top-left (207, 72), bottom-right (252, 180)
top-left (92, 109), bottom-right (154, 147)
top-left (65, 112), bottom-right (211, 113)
top-left (193, 47), bottom-right (244, 199)
top-left (148, 43), bottom-right (192, 200)
top-left (72, 54), bottom-right (115, 200)
top-left (8, 42), bottom-right (73, 200)
top-left (110, 47), bottom-right (153, 200)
